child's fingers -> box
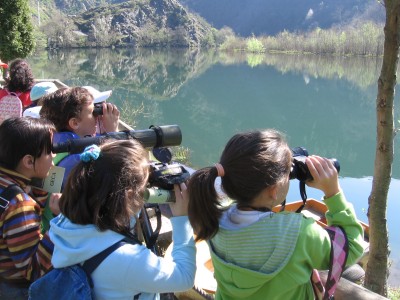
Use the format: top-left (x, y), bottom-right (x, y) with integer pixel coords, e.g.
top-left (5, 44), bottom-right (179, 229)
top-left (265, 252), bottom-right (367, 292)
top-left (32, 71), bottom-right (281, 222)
top-left (102, 103), bottom-right (119, 115)
top-left (306, 156), bottom-right (321, 179)
top-left (307, 156), bottom-right (335, 179)
top-left (171, 183), bottom-right (188, 216)
top-left (173, 182), bottom-right (188, 203)
top-left (305, 156), bottom-right (340, 197)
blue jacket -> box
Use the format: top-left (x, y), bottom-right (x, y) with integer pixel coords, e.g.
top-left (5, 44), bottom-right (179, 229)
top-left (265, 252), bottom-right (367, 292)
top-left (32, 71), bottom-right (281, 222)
top-left (49, 215), bottom-right (196, 300)
top-left (53, 131), bottom-right (81, 190)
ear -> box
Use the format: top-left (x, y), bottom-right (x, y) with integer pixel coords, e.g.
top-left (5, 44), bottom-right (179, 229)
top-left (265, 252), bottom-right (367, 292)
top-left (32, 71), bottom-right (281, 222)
top-left (68, 117), bottom-right (80, 131)
top-left (265, 184), bottom-right (279, 201)
top-left (21, 154), bottom-right (35, 170)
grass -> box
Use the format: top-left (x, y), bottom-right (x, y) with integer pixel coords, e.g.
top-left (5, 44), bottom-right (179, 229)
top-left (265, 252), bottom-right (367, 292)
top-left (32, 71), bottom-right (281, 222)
top-left (389, 287), bottom-right (400, 300)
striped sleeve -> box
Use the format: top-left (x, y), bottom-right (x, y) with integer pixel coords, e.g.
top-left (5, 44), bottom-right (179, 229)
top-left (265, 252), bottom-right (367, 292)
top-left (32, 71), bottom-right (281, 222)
top-left (0, 192), bottom-right (53, 281)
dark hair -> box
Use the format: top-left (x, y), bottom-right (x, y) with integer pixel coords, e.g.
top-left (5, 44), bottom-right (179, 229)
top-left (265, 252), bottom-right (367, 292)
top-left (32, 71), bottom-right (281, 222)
top-left (188, 129), bottom-right (292, 241)
top-left (0, 117), bottom-right (55, 170)
top-left (60, 140), bottom-right (149, 236)
top-left (39, 87), bottom-right (93, 132)
top-left (5, 59), bottom-right (35, 92)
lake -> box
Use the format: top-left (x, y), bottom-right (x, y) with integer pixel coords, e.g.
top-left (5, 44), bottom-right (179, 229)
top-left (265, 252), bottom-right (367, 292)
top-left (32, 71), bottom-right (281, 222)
top-left (28, 48), bottom-right (399, 286)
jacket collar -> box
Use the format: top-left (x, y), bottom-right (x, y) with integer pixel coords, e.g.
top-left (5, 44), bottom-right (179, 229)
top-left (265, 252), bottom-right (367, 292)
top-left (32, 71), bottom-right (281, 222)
top-left (0, 166), bottom-right (31, 189)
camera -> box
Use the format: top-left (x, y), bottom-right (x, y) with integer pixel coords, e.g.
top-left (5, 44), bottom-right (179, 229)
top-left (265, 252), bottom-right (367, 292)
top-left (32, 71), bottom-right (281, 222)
top-left (143, 163), bottom-right (190, 203)
top-left (148, 162), bottom-right (190, 191)
top-left (144, 147), bottom-right (190, 203)
top-left (289, 147), bottom-right (340, 182)
top-left (92, 103), bottom-right (103, 117)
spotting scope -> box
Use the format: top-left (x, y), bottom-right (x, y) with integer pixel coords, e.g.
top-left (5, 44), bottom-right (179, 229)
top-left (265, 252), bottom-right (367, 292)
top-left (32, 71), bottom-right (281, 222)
top-left (52, 125), bottom-right (182, 154)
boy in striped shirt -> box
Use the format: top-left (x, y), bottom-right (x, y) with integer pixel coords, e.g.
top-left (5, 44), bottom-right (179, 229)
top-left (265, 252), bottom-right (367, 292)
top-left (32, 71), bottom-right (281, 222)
top-left (0, 117), bottom-right (57, 299)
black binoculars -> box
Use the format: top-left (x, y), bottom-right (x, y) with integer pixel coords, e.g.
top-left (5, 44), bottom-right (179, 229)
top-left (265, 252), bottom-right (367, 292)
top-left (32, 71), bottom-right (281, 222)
top-left (92, 104), bottom-right (103, 117)
top-left (290, 147), bottom-right (340, 182)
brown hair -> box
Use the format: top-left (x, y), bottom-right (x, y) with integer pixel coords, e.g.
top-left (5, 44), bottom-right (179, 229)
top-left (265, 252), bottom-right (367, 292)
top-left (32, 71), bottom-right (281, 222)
top-left (5, 59), bottom-right (35, 92)
top-left (59, 139), bottom-right (149, 236)
top-left (0, 117), bottom-right (55, 170)
top-left (188, 129), bottom-right (292, 241)
top-left (39, 87), bottom-right (93, 132)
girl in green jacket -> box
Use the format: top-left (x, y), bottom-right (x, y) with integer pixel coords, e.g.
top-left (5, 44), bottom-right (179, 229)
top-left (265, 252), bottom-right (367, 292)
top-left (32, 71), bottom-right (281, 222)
top-left (187, 129), bottom-right (364, 300)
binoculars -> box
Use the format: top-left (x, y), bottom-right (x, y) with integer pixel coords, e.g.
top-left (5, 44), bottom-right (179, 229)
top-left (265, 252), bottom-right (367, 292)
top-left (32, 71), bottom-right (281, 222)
top-left (290, 147), bottom-right (340, 182)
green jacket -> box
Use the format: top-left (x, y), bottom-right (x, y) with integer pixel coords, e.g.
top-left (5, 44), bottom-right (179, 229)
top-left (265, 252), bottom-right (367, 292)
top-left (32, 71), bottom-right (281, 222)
top-left (209, 192), bottom-right (365, 300)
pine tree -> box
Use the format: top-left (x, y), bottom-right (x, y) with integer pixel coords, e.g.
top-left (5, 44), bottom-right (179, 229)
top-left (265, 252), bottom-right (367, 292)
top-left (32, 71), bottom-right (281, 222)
top-left (0, 0), bottom-right (35, 62)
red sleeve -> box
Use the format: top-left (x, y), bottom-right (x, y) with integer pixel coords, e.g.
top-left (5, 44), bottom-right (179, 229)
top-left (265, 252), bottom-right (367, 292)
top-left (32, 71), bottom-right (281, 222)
top-left (0, 89), bottom-right (8, 99)
top-left (19, 91), bottom-right (32, 108)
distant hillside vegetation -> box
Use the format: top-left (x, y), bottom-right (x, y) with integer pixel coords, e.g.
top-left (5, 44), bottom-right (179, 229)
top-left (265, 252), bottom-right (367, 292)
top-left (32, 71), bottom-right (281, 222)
top-left (179, 0), bottom-right (385, 36)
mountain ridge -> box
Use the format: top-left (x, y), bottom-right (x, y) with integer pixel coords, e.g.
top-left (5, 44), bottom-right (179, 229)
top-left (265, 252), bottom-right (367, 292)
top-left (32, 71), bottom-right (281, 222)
top-left (179, 0), bottom-right (385, 36)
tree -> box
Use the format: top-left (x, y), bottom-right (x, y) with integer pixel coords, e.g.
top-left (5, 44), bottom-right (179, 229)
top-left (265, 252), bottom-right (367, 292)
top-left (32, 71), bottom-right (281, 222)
top-left (365, 0), bottom-right (399, 296)
top-left (42, 11), bottom-right (83, 49)
top-left (0, 0), bottom-right (35, 62)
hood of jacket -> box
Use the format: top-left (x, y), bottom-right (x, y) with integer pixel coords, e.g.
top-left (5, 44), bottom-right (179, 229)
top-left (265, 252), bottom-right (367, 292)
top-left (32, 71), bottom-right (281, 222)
top-left (49, 214), bottom-right (129, 268)
top-left (209, 212), bottom-right (302, 299)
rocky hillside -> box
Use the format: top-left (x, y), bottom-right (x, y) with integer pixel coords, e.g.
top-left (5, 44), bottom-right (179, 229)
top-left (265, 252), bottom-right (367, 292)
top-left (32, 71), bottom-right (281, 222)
top-left (30, 0), bottom-right (215, 48)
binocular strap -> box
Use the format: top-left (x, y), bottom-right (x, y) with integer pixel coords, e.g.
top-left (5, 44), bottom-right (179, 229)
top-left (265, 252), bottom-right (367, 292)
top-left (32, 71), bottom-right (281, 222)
top-left (295, 181), bottom-right (308, 213)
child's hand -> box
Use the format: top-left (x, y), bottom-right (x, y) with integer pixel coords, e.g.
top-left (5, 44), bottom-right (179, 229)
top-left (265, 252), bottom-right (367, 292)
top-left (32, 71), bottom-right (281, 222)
top-left (170, 182), bottom-right (188, 217)
top-left (49, 193), bottom-right (62, 215)
top-left (305, 155), bottom-right (340, 198)
top-left (100, 102), bottom-right (120, 132)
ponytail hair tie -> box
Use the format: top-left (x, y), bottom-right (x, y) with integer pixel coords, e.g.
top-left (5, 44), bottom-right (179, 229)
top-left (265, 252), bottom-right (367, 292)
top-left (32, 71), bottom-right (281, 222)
top-left (214, 163), bottom-right (225, 177)
top-left (80, 144), bottom-right (101, 162)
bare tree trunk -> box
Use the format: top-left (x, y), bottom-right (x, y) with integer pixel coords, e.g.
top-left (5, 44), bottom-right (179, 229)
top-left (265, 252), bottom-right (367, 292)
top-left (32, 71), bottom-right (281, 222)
top-left (364, 0), bottom-right (400, 296)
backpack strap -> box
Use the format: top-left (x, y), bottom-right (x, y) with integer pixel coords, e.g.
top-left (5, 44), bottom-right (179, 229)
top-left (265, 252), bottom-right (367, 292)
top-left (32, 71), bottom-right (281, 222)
top-left (82, 237), bottom-right (140, 286)
top-left (0, 90), bottom-right (22, 101)
top-left (7, 91), bottom-right (22, 98)
top-left (323, 226), bottom-right (349, 299)
top-left (0, 184), bottom-right (24, 215)
top-left (82, 240), bottom-right (127, 284)
top-left (311, 226), bottom-right (349, 300)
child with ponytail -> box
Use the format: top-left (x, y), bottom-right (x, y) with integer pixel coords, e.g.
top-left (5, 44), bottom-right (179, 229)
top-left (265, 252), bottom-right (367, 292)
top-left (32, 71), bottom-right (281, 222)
top-left (187, 129), bottom-right (364, 300)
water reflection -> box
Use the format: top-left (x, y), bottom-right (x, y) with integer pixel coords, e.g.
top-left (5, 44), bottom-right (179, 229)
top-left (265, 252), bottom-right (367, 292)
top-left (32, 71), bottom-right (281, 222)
top-left (30, 48), bottom-right (218, 100)
top-left (217, 52), bottom-right (383, 89)
top-left (29, 48), bottom-right (388, 97)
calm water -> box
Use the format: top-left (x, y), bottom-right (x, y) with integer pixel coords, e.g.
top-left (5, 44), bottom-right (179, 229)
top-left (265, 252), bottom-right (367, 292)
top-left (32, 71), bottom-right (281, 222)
top-left (28, 48), bottom-right (399, 286)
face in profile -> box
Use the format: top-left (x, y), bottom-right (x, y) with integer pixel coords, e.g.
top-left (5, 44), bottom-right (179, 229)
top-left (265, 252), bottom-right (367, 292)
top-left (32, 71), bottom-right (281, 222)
top-left (73, 98), bottom-right (98, 137)
top-left (33, 150), bottom-right (55, 179)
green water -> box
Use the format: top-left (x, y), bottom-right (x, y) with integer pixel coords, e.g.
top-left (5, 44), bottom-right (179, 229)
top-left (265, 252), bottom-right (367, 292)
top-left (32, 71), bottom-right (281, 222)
top-left (28, 48), bottom-right (399, 286)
